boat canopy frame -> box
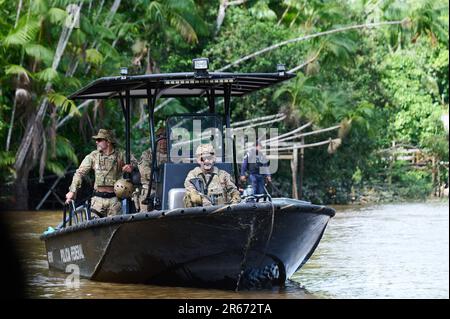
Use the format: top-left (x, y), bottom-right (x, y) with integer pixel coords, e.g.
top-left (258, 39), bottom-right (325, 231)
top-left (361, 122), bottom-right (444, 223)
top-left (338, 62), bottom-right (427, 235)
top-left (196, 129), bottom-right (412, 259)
top-left (69, 65), bottom-right (295, 213)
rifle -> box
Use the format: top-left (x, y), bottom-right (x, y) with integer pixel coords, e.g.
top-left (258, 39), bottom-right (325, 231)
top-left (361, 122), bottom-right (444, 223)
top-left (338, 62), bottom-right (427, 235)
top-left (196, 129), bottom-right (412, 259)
top-left (189, 178), bottom-right (216, 204)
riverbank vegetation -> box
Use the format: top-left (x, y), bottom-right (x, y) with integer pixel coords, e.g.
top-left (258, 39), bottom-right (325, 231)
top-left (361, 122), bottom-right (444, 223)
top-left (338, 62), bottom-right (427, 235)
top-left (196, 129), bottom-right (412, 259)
top-left (0, 0), bottom-right (448, 209)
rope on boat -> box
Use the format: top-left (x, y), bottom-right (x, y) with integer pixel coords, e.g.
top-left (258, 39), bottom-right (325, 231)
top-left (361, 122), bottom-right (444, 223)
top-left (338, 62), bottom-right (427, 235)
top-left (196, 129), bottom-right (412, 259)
top-left (234, 216), bottom-right (256, 292)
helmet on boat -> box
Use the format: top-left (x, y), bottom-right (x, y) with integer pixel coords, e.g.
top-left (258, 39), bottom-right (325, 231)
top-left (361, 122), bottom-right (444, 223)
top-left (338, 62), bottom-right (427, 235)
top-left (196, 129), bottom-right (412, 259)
top-left (114, 178), bottom-right (134, 199)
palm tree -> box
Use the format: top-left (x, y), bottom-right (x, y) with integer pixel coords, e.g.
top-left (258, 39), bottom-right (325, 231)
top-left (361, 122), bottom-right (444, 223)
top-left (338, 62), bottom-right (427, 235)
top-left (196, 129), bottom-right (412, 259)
top-left (2, 0), bottom-right (84, 209)
top-left (127, 0), bottom-right (207, 126)
top-left (273, 72), bottom-right (321, 124)
top-left (129, 0), bottom-right (207, 74)
top-left (2, 0), bottom-right (124, 209)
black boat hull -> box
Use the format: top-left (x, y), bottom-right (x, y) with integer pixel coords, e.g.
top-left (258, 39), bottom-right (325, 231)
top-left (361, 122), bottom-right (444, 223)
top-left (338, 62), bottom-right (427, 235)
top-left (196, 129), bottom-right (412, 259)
top-left (41, 198), bottom-right (334, 289)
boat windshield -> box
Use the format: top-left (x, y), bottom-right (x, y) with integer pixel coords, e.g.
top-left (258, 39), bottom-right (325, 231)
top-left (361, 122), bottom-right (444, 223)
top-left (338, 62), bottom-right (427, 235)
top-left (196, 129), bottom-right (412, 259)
top-left (166, 114), bottom-right (225, 163)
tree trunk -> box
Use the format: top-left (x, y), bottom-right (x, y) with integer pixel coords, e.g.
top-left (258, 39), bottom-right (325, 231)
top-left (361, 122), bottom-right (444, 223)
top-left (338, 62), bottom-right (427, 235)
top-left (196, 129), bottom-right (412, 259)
top-left (215, 0), bottom-right (228, 36)
top-left (215, 1), bottom-right (247, 36)
top-left (13, 3), bottom-right (82, 210)
top-left (13, 157), bottom-right (33, 211)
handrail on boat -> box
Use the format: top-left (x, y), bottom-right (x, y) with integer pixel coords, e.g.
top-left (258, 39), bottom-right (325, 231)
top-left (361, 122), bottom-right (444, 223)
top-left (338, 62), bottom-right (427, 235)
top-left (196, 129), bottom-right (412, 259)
top-left (62, 200), bottom-right (92, 228)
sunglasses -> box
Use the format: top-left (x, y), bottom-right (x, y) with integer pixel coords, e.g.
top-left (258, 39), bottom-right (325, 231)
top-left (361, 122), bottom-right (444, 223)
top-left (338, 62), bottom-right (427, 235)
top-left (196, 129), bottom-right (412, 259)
top-left (95, 138), bottom-right (106, 142)
top-left (200, 154), bottom-right (215, 162)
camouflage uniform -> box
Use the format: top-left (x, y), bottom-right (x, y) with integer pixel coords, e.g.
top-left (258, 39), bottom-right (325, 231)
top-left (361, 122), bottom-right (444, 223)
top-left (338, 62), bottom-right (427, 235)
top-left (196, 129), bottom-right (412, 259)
top-left (135, 148), bottom-right (167, 212)
top-left (183, 166), bottom-right (241, 207)
top-left (68, 129), bottom-right (136, 217)
top-left (69, 149), bottom-right (130, 217)
top-left (183, 144), bottom-right (241, 208)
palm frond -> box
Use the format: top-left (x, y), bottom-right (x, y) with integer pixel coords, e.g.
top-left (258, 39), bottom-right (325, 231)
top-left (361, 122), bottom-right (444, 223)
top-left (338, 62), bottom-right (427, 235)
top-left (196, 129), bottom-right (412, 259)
top-left (411, 0), bottom-right (449, 43)
top-left (116, 22), bottom-right (135, 39)
top-left (273, 86), bottom-right (292, 101)
top-left (70, 29), bottom-right (86, 46)
top-left (3, 17), bottom-right (40, 46)
top-left (47, 7), bottom-right (68, 25)
top-left (55, 135), bottom-right (79, 165)
top-left (324, 33), bottom-right (358, 61)
top-left (5, 64), bottom-right (32, 77)
top-left (36, 67), bottom-right (59, 83)
top-left (79, 12), bottom-right (95, 36)
top-left (168, 11), bottom-right (198, 44)
top-left (97, 40), bottom-right (121, 60)
top-left (85, 48), bottom-right (104, 66)
top-left (45, 160), bottom-right (66, 177)
top-left (147, 2), bottom-right (166, 25)
top-left (0, 151), bottom-right (15, 167)
top-left (166, 0), bottom-right (194, 12)
top-left (95, 25), bottom-right (117, 40)
top-left (25, 43), bottom-right (54, 65)
top-left (48, 93), bottom-right (80, 116)
top-left (64, 77), bottom-right (82, 89)
top-left (31, 0), bottom-right (49, 14)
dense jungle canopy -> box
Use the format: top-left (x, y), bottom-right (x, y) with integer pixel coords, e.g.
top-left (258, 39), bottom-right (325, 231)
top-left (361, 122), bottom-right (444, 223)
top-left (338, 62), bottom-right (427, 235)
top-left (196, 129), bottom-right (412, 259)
top-left (0, 0), bottom-right (448, 210)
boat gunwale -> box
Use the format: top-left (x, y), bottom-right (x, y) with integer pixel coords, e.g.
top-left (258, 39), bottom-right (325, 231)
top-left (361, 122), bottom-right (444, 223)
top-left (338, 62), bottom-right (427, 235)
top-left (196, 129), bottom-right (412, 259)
top-left (40, 199), bottom-right (335, 240)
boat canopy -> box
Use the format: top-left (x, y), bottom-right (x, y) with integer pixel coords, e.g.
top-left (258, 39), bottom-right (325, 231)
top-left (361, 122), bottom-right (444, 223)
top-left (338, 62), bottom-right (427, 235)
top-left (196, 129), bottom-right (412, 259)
top-left (68, 71), bottom-right (295, 100)
top-left (67, 60), bottom-right (295, 213)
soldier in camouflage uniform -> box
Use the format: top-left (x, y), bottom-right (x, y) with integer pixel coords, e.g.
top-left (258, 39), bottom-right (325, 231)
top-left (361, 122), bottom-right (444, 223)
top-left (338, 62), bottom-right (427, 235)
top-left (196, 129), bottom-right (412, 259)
top-left (65, 129), bottom-right (134, 217)
top-left (183, 144), bottom-right (241, 208)
top-left (135, 127), bottom-right (168, 212)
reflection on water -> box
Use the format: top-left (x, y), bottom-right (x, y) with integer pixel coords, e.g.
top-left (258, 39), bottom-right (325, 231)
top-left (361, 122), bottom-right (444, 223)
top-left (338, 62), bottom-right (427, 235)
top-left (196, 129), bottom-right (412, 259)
top-left (292, 201), bottom-right (449, 299)
top-left (4, 201), bottom-right (448, 299)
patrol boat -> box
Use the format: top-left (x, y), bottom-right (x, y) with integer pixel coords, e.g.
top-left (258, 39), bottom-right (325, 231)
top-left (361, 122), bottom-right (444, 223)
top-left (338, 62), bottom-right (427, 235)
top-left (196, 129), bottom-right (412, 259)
top-left (41, 59), bottom-right (335, 290)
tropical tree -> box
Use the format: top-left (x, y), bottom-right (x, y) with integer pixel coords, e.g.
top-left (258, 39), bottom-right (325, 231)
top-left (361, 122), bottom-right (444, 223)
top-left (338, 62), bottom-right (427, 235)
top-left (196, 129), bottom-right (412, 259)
top-left (1, 0), bottom-right (128, 209)
top-left (0, 0), bottom-right (448, 209)
top-left (1, 0), bottom-right (211, 209)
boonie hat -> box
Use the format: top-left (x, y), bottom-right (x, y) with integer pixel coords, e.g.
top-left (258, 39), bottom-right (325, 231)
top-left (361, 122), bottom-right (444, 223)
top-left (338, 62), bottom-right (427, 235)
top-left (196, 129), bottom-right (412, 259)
top-left (92, 129), bottom-right (117, 144)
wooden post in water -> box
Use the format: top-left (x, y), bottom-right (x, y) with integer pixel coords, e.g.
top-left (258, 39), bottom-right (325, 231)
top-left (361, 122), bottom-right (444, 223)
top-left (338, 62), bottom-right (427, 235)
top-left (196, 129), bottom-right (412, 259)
top-left (437, 160), bottom-right (441, 197)
top-left (299, 136), bottom-right (305, 199)
top-left (432, 156), bottom-right (437, 196)
top-left (291, 147), bottom-right (299, 199)
top-left (388, 141), bottom-right (395, 187)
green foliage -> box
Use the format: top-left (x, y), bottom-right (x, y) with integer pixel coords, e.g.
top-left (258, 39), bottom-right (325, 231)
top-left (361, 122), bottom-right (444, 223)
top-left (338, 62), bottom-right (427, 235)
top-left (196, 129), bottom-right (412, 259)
top-left (47, 7), bottom-right (68, 25)
top-left (0, 150), bottom-right (15, 166)
top-left (380, 39), bottom-right (447, 152)
top-left (25, 44), bottom-right (54, 65)
top-left (85, 48), bottom-right (104, 66)
top-left (3, 17), bottom-right (40, 46)
top-left (1, 0), bottom-right (448, 206)
top-left (204, 7), bottom-right (303, 72)
top-left (47, 93), bottom-right (79, 116)
top-left (54, 135), bottom-right (78, 166)
top-left (36, 67), bottom-right (59, 82)
top-left (390, 162), bottom-right (433, 199)
top-left (250, 0), bottom-right (277, 21)
top-left (5, 64), bottom-right (32, 77)
top-left (45, 160), bottom-right (66, 177)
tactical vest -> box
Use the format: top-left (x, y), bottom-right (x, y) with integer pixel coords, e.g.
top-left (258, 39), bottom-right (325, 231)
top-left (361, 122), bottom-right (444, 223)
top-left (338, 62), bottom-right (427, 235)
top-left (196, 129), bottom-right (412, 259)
top-left (195, 170), bottom-right (230, 205)
top-left (139, 149), bottom-right (168, 185)
top-left (93, 150), bottom-right (123, 188)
